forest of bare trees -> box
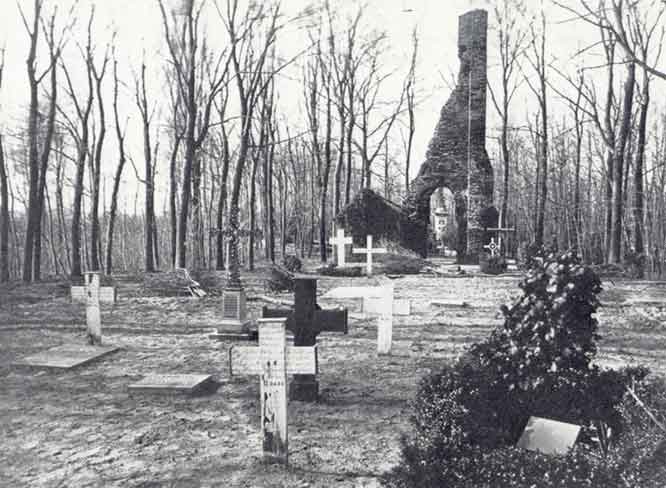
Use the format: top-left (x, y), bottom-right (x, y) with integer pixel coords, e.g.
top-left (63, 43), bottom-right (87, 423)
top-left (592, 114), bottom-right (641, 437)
top-left (0, 0), bottom-right (665, 283)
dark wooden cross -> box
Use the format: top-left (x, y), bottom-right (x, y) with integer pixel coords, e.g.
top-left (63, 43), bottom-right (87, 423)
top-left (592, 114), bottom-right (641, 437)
top-left (262, 277), bottom-right (348, 402)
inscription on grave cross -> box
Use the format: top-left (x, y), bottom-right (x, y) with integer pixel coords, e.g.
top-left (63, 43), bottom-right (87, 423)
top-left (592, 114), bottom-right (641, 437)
top-left (262, 278), bottom-right (347, 401)
top-left (230, 318), bottom-right (317, 465)
top-left (329, 228), bottom-right (353, 266)
top-left (352, 235), bottom-right (387, 276)
top-left (85, 272), bottom-right (102, 345)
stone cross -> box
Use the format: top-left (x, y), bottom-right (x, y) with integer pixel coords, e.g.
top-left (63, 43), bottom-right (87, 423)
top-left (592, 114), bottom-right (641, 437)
top-left (483, 237), bottom-right (501, 257)
top-left (262, 278), bottom-right (348, 401)
top-left (84, 271), bottom-right (102, 346)
top-left (230, 318), bottom-right (318, 465)
top-left (329, 228), bottom-right (353, 266)
top-left (352, 235), bottom-right (387, 276)
top-left (487, 218), bottom-right (515, 256)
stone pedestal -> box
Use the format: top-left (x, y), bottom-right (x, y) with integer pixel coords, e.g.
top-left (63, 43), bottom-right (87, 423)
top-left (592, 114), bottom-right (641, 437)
top-left (220, 288), bottom-right (251, 328)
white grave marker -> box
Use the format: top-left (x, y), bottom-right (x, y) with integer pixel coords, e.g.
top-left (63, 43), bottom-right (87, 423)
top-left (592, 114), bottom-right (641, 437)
top-left (517, 416), bottom-right (581, 455)
top-left (483, 237), bottom-right (501, 257)
top-left (352, 235), bottom-right (387, 276)
top-left (329, 228), bottom-right (353, 267)
top-left (71, 285), bottom-right (116, 303)
top-left (85, 272), bottom-right (102, 345)
top-left (323, 282), bottom-right (406, 354)
top-left (229, 318), bottom-right (318, 464)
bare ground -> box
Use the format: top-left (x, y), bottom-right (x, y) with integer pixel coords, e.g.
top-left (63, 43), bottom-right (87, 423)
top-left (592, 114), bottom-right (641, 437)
top-left (1, 263), bottom-right (665, 487)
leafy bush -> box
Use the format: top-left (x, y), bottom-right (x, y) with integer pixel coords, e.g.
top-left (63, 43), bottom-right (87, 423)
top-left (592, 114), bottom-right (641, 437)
top-left (385, 250), bottom-right (662, 487)
top-left (376, 253), bottom-right (427, 275)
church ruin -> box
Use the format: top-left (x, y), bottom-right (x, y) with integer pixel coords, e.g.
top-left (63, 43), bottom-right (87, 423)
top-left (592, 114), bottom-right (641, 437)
top-left (337, 9), bottom-right (496, 262)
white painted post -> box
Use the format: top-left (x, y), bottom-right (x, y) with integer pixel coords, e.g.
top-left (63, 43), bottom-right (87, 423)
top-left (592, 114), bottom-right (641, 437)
top-left (352, 235), bottom-right (387, 276)
top-left (85, 272), bottom-right (102, 346)
top-left (229, 318), bottom-right (318, 464)
top-left (258, 319), bottom-right (289, 464)
top-left (376, 282), bottom-right (394, 355)
top-left (329, 228), bottom-right (353, 267)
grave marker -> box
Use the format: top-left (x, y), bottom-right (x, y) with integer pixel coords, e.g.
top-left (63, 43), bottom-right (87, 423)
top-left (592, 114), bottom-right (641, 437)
top-left (230, 318), bottom-right (317, 464)
top-left (483, 237), bottom-right (501, 257)
top-left (128, 374), bottom-right (214, 396)
top-left (12, 344), bottom-right (120, 370)
top-left (85, 272), bottom-right (102, 346)
top-left (322, 281), bottom-right (398, 355)
top-left (352, 235), bottom-right (387, 276)
top-left (329, 228), bottom-right (353, 267)
top-left (71, 285), bottom-right (117, 303)
top-left (262, 278), bottom-right (347, 401)
top-left (516, 416), bottom-right (581, 455)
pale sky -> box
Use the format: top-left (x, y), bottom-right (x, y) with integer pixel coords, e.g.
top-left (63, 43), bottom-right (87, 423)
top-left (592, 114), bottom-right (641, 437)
top-left (0, 0), bottom-right (659, 210)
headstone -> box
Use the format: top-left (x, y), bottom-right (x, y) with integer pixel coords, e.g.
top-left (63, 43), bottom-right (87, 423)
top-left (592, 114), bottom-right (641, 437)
top-left (483, 237), bottom-right (500, 257)
top-left (128, 374), bottom-right (214, 395)
top-left (352, 235), bottom-right (387, 276)
top-left (230, 318), bottom-right (317, 465)
top-left (329, 228), bottom-right (353, 267)
top-left (85, 272), bottom-right (103, 345)
top-left (13, 344), bottom-right (121, 370)
top-left (516, 416), bottom-right (581, 455)
top-left (71, 285), bottom-right (116, 303)
top-left (261, 278), bottom-right (347, 401)
top-left (209, 288), bottom-right (253, 340)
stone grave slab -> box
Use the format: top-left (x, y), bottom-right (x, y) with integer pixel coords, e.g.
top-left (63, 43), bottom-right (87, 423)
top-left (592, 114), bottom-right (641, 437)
top-left (128, 374), bottom-right (214, 395)
top-left (516, 416), bottom-right (581, 455)
top-left (13, 344), bottom-right (121, 370)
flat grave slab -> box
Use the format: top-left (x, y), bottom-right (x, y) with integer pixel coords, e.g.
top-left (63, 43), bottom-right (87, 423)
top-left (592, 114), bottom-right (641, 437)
top-left (13, 344), bottom-right (121, 370)
top-left (516, 416), bottom-right (581, 455)
top-left (128, 374), bottom-right (215, 395)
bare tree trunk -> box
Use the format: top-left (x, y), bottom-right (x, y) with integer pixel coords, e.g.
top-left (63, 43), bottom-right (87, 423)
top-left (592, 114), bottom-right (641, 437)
top-left (0, 134), bottom-right (8, 282)
top-left (609, 60), bottom-right (635, 263)
top-left (634, 69), bottom-right (649, 259)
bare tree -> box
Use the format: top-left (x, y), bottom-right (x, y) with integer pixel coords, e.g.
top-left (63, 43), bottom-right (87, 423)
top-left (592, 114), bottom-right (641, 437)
top-left (488, 0), bottom-right (526, 226)
top-left (523, 8), bottom-right (548, 246)
top-left (403, 27), bottom-right (418, 194)
top-left (0, 46), bottom-right (8, 282)
top-left (105, 47), bottom-right (127, 274)
top-left (159, 0), bottom-right (229, 269)
top-left (60, 8), bottom-right (95, 278)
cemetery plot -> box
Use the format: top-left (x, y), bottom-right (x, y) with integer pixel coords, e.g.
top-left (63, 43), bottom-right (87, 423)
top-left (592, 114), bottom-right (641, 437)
top-left (128, 374), bottom-right (215, 396)
top-left (12, 343), bottom-right (121, 370)
top-left (3, 270), bottom-right (666, 487)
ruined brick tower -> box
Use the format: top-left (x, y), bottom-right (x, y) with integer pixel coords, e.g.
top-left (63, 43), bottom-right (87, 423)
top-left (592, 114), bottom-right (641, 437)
top-left (403, 9), bottom-right (495, 261)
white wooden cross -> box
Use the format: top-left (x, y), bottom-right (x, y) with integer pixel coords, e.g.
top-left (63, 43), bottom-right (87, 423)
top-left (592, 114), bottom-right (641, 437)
top-left (483, 238), bottom-right (501, 257)
top-left (352, 235), bottom-right (387, 276)
top-left (322, 280), bottom-right (405, 355)
top-left (329, 228), bottom-right (353, 266)
top-left (84, 272), bottom-right (102, 346)
top-left (229, 317), bottom-right (318, 465)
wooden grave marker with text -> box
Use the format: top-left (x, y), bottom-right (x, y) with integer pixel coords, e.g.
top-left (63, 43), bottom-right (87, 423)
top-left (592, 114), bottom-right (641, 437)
top-left (262, 277), bottom-right (347, 401)
top-left (230, 318), bottom-right (317, 465)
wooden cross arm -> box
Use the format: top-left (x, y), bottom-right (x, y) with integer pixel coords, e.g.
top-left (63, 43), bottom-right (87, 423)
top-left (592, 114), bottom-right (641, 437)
top-left (313, 309), bottom-right (348, 334)
top-left (229, 345), bottom-right (318, 376)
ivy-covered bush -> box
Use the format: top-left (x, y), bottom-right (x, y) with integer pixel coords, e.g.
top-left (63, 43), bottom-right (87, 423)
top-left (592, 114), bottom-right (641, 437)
top-left (316, 263), bottom-right (364, 277)
top-left (385, 250), bottom-right (660, 487)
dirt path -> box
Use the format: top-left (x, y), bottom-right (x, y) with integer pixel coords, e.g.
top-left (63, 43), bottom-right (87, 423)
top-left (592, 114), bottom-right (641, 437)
top-left (1, 272), bottom-right (665, 487)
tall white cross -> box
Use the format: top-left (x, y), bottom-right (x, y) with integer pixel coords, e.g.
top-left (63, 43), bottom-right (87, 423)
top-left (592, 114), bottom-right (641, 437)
top-left (84, 271), bottom-right (102, 345)
top-left (483, 237), bottom-right (501, 257)
top-left (329, 228), bottom-right (353, 266)
top-left (352, 235), bottom-right (387, 276)
top-left (230, 318), bottom-right (318, 464)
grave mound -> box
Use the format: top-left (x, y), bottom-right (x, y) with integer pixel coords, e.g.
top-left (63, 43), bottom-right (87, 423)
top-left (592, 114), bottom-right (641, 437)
top-left (386, 250), bottom-right (665, 487)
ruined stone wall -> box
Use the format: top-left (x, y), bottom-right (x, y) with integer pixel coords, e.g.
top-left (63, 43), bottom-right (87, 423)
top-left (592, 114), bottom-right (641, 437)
top-left (403, 9), bottom-right (495, 261)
